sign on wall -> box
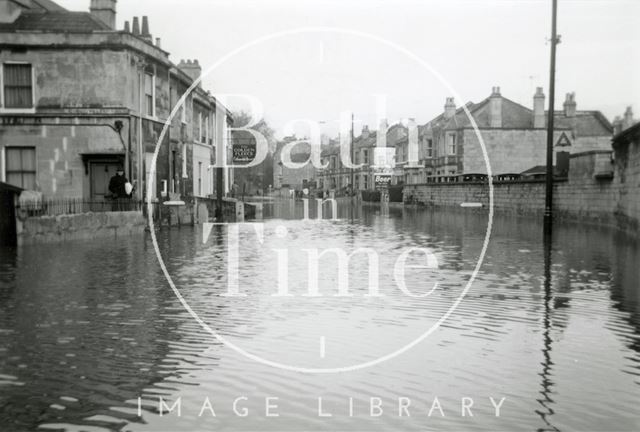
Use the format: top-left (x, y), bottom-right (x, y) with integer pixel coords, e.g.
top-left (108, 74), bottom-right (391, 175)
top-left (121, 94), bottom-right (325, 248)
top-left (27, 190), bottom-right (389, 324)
top-left (374, 173), bottom-right (392, 189)
top-left (232, 144), bottom-right (257, 164)
top-left (555, 132), bottom-right (572, 147)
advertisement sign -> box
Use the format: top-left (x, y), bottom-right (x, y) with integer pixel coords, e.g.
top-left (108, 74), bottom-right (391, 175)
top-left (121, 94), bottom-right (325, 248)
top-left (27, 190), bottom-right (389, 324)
top-left (374, 173), bottom-right (392, 189)
top-left (232, 144), bottom-right (257, 164)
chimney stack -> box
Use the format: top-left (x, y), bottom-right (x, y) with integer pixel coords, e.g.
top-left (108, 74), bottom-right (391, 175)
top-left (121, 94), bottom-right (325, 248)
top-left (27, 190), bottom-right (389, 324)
top-left (444, 97), bottom-right (456, 120)
top-left (612, 116), bottom-right (623, 135)
top-left (90, 0), bottom-right (117, 30)
top-left (123, 20), bottom-right (130, 33)
top-left (132, 16), bottom-right (140, 36)
top-left (533, 87), bottom-right (545, 128)
top-left (178, 59), bottom-right (203, 88)
top-left (623, 106), bottom-right (634, 130)
top-left (361, 125), bottom-right (370, 140)
top-left (563, 92), bottom-right (577, 117)
top-left (141, 16), bottom-right (152, 42)
top-left (489, 86), bottom-right (502, 128)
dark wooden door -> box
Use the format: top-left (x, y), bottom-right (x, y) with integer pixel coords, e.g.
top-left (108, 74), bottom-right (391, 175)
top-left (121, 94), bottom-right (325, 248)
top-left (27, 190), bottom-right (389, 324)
top-left (90, 162), bottom-right (119, 211)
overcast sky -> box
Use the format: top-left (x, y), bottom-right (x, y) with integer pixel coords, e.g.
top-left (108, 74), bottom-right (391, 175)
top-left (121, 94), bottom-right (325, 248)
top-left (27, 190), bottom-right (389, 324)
top-left (59, 0), bottom-right (639, 138)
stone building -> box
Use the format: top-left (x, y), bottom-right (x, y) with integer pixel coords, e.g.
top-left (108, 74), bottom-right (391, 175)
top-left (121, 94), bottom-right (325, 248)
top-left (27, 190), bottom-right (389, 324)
top-left (407, 87), bottom-right (613, 183)
top-left (273, 136), bottom-right (315, 192)
top-left (315, 122), bottom-right (401, 193)
top-left (0, 0), bottom-right (233, 203)
top-left (353, 126), bottom-right (377, 190)
top-left (317, 139), bottom-right (346, 193)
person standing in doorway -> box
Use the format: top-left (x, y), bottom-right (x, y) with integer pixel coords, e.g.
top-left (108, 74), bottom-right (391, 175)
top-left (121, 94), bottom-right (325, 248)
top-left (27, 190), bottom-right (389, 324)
top-left (108, 166), bottom-right (132, 211)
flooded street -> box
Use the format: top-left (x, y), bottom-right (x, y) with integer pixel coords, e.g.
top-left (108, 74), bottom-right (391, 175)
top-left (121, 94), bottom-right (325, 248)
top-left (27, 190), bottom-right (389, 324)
top-left (1, 201), bottom-right (639, 431)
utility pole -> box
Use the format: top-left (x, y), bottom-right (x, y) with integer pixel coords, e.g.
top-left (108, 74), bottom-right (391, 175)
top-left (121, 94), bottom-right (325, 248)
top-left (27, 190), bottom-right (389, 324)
top-left (544, 0), bottom-right (559, 234)
top-left (350, 112), bottom-right (355, 222)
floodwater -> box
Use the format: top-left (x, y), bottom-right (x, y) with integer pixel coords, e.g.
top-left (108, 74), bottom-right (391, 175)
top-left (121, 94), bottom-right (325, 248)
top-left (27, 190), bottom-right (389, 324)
top-left (0, 200), bottom-right (639, 431)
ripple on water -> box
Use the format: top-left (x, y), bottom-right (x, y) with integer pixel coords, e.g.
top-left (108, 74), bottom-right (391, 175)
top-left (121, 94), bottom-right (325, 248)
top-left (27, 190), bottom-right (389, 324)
top-left (0, 204), bottom-right (638, 431)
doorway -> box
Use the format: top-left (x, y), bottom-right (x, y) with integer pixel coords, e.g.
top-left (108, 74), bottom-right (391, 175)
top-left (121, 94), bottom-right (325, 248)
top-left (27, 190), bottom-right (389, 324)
top-left (90, 162), bottom-right (119, 211)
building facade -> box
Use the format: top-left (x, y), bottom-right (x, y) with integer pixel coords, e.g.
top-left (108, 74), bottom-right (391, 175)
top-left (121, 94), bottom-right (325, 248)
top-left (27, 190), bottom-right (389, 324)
top-left (0, 0), bottom-right (233, 204)
top-left (273, 137), bottom-right (315, 191)
top-left (403, 87), bottom-right (613, 184)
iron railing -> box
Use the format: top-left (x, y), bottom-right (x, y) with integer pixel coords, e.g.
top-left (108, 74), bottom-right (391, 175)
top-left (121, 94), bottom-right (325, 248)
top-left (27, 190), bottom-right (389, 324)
top-left (17, 197), bottom-right (149, 217)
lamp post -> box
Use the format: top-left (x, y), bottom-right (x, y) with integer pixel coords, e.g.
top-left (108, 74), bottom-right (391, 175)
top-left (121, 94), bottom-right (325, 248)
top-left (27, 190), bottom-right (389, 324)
top-left (544, 0), bottom-right (559, 235)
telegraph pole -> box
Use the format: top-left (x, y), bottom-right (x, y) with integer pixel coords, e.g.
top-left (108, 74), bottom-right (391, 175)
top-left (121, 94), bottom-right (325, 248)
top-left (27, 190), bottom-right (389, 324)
top-left (350, 112), bottom-right (355, 222)
top-left (544, 0), bottom-right (559, 234)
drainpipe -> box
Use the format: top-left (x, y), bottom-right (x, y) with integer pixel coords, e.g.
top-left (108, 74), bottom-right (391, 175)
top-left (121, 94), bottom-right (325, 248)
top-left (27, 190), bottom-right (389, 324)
top-left (138, 66), bottom-right (144, 202)
top-left (128, 117), bottom-right (132, 184)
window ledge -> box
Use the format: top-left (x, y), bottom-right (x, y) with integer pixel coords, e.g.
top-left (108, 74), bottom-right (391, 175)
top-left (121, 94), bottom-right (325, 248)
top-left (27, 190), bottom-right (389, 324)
top-left (0, 107), bottom-right (36, 115)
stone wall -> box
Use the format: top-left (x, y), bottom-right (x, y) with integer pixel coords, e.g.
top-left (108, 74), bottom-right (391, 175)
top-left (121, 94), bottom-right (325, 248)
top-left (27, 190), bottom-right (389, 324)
top-left (404, 148), bottom-right (640, 232)
top-left (17, 211), bottom-right (146, 245)
top-left (462, 128), bottom-right (566, 175)
top-left (0, 119), bottom-right (130, 198)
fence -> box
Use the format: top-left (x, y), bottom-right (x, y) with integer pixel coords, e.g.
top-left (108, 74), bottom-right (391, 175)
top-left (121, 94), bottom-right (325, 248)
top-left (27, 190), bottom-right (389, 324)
top-left (16, 197), bottom-right (156, 217)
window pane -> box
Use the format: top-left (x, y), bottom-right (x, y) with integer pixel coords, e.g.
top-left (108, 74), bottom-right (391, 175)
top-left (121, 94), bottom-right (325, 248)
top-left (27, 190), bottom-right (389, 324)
top-left (6, 147), bottom-right (36, 189)
top-left (21, 148), bottom-right (36, 171)
top-left (6, 173), bottom-right (22, 188)
top-left (4, 64), bottom-right (32, 86)
top-left (6, 148), bottom-right (21, 168)
top-left (5, 87), bottom-right (32, 108)
top-left (144, 74), bottom-right (153, 95)
top-left (4, 64), bottom-right (33, 108)
top-left (22, 173), bottom-right (36, 190)
top-left (146, 95), bottom-right (153, 116)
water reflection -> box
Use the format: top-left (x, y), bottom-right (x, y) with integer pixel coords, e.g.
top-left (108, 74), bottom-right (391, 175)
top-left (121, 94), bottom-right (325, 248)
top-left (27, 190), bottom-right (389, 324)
top-left (0, 200), bottom-right (638, 431)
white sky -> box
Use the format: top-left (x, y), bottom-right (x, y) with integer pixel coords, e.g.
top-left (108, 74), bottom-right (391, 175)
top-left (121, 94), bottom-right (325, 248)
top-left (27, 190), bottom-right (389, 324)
top-left (58, 0), bottom-right (639, 138)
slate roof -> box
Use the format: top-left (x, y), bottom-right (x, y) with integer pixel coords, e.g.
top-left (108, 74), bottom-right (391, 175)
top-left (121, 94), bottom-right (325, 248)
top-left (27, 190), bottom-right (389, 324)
top-left (424, 93), bottom-right (612, 138)
top-left (553, 111), bottom-right (613, 137)
top-left (0, 11), bottom-right (110, 32)
top-left (30, 0), bottom-right (67, 11)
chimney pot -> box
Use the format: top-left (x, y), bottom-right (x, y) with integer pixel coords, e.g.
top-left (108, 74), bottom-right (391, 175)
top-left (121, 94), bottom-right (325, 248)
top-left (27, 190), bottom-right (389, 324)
top-left (132, 16), bottom-right (140, 36)
top-left (444, 97), bottom-right (456, 120)
top-left (623, 106), bottom-right (634, 129)
top-left (155, 37), bottom-right (161, 48)
top-left (489, 86), bottom-right (502, 128)
top-left (123, 20), bottom-right (130, 33)
top-left (533, 87), bottom-right (546, 128)
top-left (563, 92), bottom-right (577, 117)
top-left (141, 16), bottom-right (150, 36)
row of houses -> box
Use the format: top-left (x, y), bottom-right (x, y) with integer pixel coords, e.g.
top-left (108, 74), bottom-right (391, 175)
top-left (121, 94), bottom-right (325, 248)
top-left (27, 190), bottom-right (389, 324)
top-left (307, 86), bottom-right (628, 193)
top-left (0, 0), bottom-right (234, 204)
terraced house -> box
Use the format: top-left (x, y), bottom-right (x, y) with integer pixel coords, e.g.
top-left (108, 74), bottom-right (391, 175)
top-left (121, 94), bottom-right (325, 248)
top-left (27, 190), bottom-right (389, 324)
top-left (403, 86), bottom-right (613, 184)
top-left (0, 0), bottom-right (233, 205)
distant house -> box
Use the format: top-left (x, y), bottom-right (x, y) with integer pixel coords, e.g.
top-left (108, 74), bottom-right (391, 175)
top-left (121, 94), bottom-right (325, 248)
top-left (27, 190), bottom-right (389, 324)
top-left (0, 0), bottom-right (233, 203)
top-left (402, 87), bottom-right (612, 183)
top-left (273, 136), bottom-right (315, 191)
